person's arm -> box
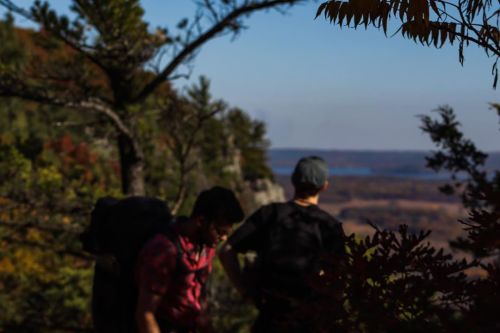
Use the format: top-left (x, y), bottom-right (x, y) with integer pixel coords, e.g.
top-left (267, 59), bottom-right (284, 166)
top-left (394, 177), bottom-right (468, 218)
top-left (135, 235), bottom-right (176, 333)
top-left (219, 207), bottom-right (268, 301)
top-left (135, 288), bottom-right (163, 333)
top-left (218, 242), bottom-right (247, 297)
top-left (219, 218), bottom-right (262, 299)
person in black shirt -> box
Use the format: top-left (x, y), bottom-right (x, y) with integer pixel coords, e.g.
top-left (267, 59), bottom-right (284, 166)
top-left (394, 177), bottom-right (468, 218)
top-left (219, 156), bottom-right (346, 333)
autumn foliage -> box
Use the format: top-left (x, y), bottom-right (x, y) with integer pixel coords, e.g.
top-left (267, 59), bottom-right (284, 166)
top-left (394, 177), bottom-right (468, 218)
top-left (317, 0), bottom-right (500, 87)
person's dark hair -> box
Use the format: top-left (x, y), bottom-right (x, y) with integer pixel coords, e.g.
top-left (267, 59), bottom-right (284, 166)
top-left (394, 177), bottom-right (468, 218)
top-left (191, 186), bottom-right (244, 225)
top-left (293, 183), bottom-right (323, 198)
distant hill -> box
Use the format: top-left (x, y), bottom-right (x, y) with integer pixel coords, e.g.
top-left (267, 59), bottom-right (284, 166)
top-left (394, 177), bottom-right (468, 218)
top-left (268, 149), bottom-right (500, 176)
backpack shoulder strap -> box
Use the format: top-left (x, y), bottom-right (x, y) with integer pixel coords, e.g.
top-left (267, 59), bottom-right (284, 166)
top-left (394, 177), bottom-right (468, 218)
top-left (156, 220), bottom-right (186, 274)
top-left (157, 217), bottom-right (210, 277)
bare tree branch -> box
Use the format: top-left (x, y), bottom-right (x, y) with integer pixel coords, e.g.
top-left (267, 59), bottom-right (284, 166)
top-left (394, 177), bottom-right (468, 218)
top-left (0, 0), bottom-right (32, 19)
top-left (168, 99), bottom-right (225, 214)
top-left (0, 74), bottom-right (135, 141)
top-left (66, 99), bottom-right (132, 138)
top-left (135, 0), bottom-right (302, 102)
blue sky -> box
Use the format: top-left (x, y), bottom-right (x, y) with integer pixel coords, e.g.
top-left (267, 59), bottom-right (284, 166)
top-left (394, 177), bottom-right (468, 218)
top-left (4, 1), bottom-right (499, 151)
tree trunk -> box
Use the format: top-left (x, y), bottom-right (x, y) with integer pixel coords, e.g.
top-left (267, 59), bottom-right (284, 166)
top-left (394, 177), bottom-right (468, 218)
top-left (118, 134), bottom-right (145, 196)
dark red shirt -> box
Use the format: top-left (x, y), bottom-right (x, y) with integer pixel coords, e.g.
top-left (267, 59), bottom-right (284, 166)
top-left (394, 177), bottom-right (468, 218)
top-left (135, 232), bottom-right (215, 329)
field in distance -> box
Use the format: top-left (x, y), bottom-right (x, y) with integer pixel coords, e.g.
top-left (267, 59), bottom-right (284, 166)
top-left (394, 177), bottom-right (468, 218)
top-left (275, 174), bottom-right (466, 251)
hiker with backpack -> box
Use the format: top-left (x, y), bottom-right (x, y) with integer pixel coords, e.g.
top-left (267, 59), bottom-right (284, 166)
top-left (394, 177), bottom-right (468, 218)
top-left (219, 156), bottom-right (346, 333)
top-left (82, 186), bottom-right (244, 333)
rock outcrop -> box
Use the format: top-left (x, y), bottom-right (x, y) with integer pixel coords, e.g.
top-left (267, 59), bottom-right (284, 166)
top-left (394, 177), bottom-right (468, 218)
top-left (246, 178), bottom-right (285, 206)
top-left (239, 178), bottom-right (285, 214)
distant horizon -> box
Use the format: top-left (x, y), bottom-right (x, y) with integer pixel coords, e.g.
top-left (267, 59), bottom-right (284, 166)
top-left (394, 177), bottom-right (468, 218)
top-left (268, 148), bottom-right (500, 177)
top-left (269, 147), bottom-right (500, 154)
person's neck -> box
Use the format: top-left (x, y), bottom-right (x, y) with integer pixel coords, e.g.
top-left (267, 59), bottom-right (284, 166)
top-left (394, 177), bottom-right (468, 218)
top-left (292, 194), bottom-right (319, 206)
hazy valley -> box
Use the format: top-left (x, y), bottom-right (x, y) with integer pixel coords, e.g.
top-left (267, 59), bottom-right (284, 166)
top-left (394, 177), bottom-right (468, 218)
top-left (268, 149), bottom-right (483, 252)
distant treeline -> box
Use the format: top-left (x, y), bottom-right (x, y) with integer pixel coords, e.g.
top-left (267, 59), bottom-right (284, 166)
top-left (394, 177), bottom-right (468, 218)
top-left (269, 149), bottom-right (500, 174)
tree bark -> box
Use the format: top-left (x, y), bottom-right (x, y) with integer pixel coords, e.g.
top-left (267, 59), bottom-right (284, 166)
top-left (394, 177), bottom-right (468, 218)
top-left (118, 134), bottom-right (145, 196)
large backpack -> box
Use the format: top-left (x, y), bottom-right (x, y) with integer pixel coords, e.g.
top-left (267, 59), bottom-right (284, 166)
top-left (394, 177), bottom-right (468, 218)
top-left (80, 196), bottom-right (174, 333)
top-left (255, 202), bottom-right (344, 303)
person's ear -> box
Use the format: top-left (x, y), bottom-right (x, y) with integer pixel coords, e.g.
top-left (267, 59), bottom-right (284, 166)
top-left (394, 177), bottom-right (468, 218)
top-left (320, 181), bottom-right (329, 192)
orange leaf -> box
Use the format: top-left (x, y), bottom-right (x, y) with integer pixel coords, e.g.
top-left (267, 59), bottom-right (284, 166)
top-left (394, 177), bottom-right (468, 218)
top-left (431, 26), bottom-right (439, 47)
top-left (399, 0), bottom-right (408, 21)
top-left (448, 23), bottom-right (457, 45)
top-left (440, 26), bottom-right (447, 47)
top-left (338, 3), bottom-right (348, 26)
top-left (316, 1), bottom-right (328, 19)
top-left (429, 0), bottom-right (440, 18)
top-left (392, 0), bottom-right (401, 17)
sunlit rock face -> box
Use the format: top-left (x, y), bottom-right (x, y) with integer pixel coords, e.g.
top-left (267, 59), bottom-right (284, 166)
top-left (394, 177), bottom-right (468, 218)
top-left (220, 140), bottom-right (285, 212)
top-left (247, 178), bottom-right (285, 206)
top-left (237, 178), bottom-right (286, 215)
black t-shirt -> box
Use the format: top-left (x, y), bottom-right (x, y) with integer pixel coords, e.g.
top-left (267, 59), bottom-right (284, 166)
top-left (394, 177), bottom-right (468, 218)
top-left (228, 201), bottom-right (345, 256)
top-left (228, 201), bottom-right (346, 302)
